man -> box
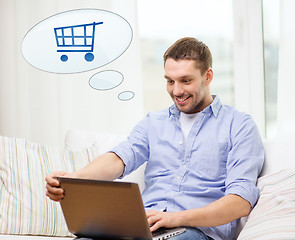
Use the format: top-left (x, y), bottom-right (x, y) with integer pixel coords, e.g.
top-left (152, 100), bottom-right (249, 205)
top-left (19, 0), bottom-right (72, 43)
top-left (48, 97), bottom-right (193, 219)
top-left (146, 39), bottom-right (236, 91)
top-left (46, 37), bottom-right (264, 240)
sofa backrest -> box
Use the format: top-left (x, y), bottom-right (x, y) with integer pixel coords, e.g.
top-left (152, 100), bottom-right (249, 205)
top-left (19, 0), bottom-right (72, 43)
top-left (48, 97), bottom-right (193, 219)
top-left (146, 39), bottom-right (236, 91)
top-left (65, 129), bottom-right (295, 193)
top-left (64, 129), bottom-right (146, 191)
top-left (261, 138), bottom-right (295, 176)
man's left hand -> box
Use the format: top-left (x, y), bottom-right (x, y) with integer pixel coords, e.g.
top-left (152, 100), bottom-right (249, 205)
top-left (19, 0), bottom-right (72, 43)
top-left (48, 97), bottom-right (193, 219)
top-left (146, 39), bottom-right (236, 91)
top-left (146, 210), bottom-right (181, 232)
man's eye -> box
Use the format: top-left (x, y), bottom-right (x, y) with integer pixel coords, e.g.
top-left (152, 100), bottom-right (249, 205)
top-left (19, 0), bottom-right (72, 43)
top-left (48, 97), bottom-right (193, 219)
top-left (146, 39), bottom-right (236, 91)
top-left (183, 79), bottom-right (190, 83)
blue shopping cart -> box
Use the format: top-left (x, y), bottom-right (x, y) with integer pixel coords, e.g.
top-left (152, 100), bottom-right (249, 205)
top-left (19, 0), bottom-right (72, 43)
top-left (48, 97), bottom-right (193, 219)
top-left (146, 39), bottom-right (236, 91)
top-left (54, 21), bottom-right (103, 62)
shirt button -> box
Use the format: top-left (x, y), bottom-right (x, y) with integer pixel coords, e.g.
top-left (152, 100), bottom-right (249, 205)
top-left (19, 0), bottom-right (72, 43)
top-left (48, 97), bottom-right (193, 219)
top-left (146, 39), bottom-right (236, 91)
top-left (177, 176), bottom-right (181, 180)
top-left (179, 141), bottom-right (183, 145)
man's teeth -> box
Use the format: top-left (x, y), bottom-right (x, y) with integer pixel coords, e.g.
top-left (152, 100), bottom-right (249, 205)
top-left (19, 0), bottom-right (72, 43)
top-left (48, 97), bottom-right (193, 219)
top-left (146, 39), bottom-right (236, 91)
top-left (176, 96), bottom-right (189, 102)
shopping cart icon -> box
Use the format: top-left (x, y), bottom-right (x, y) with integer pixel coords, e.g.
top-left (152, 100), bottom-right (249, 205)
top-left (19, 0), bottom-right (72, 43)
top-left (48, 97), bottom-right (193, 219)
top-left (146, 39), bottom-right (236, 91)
top-left (54, 21), bottom-right (103, 62)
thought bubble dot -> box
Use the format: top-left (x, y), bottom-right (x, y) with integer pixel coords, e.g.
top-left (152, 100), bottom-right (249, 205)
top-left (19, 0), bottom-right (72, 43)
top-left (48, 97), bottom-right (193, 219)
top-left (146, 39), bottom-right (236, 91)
top-left (89, 70), bottom-right (123, 90)
top-left (118, 91), bottom-right (134, 101)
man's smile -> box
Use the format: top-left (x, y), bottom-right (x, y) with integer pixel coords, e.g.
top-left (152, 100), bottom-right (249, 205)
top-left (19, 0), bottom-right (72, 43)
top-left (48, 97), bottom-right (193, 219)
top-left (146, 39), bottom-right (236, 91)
top-left (175, 96), bottom-right (191, 105)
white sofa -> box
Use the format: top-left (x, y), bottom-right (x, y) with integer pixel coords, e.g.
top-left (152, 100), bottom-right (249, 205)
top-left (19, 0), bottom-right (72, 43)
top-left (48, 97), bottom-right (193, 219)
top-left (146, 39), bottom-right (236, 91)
top-left (0, 129), bottom-right (294, 239)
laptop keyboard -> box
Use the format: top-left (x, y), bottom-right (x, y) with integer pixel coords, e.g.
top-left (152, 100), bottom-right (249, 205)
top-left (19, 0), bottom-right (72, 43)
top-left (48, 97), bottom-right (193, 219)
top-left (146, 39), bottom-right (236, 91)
top-left (152, 228), bottom-right (169, 237)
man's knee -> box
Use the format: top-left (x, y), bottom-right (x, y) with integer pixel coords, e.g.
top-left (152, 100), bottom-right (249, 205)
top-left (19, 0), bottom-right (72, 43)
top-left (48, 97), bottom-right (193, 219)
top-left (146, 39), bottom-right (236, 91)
top-left (169, 227), bottom-right (212, 240)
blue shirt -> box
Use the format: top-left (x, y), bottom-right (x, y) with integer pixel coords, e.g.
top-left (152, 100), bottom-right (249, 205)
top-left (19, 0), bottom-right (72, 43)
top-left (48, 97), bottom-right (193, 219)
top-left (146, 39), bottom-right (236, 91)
top-left (111, 96), bottom-right (264, 240)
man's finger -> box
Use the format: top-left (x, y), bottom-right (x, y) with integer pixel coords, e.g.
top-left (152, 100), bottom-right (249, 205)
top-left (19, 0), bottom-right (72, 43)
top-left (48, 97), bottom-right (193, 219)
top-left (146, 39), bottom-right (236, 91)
top-left (46, 190), bottom-right (64, 202)
top-left (150, 220), bottom-right (162, 232)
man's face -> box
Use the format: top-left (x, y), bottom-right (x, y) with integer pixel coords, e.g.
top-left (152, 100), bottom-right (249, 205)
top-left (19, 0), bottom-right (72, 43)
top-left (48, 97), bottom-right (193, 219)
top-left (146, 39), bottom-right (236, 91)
top-left (165, 58), bottom-right (213, 114)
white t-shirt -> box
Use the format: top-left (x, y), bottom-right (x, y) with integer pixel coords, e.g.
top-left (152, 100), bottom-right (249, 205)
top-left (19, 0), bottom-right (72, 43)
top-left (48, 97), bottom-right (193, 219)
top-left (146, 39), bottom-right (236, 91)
top-left (179, 111), bottom-right (201, 139)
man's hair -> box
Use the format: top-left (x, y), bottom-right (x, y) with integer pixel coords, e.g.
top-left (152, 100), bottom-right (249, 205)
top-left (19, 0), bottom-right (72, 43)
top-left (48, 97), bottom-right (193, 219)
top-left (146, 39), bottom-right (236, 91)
top-left (163, 37), bottom-right (212, 75)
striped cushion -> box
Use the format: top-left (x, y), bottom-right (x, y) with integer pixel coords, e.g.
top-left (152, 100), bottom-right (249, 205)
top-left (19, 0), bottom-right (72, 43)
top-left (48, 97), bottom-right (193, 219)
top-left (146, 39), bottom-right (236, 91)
top-left (237, 169), bottom-right (295, 240)
top-left (0, 136), bottom-right (98, 236)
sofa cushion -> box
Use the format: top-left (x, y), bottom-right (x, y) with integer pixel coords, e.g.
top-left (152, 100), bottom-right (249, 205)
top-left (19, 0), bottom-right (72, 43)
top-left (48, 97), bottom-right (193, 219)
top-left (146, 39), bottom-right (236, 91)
top-left (0, 136), bottom-right (98, 236)
top-left (237, 169), bottom-right (295, 239)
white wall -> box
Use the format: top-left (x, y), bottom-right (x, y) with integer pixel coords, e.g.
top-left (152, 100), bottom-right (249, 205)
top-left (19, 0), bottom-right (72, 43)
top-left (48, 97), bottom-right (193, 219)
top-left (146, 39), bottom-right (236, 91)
top-left (0, 0), bottom-right (143, 147)
top-left (232, 0), bottom-right (265, 137)
top-left (277, 0), bottom-right (295, 139)
top-left (2, 0), bottom-right (293, 147)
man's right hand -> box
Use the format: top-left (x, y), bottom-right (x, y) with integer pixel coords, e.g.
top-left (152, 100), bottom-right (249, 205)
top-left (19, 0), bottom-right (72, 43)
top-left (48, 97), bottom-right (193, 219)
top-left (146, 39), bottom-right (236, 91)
top-left (45, 171), bottom-right (69, 202)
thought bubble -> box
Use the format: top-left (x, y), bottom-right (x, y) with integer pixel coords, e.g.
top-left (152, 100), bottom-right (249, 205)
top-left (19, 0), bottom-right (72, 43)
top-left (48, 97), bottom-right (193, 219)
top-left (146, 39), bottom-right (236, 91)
top-left (118, 91), bottom-right (135, 101)
top-left (89, 70), bottom-right (123, 90)
top-left (22, 9), bottom-right (133, 73)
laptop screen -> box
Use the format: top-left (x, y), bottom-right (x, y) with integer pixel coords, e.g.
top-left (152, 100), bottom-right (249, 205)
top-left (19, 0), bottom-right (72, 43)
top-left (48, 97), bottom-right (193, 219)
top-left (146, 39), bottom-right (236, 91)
top-left (57, 177), bottom-right (153, 239)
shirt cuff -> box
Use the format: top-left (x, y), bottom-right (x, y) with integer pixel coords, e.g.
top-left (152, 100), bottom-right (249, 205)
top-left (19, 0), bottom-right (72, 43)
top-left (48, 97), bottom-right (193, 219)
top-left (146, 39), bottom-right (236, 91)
top-left (225, 181), bottom-right (260, 208)
top-left (109, 143), bottom-right (135, 179)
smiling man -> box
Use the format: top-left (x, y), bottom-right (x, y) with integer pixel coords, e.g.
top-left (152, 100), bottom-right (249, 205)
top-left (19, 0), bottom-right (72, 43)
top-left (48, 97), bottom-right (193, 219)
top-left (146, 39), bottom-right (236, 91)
top-left (46, 37), bottom-right (264, 240)
top-left (164, 41), bottom-right (213, 115)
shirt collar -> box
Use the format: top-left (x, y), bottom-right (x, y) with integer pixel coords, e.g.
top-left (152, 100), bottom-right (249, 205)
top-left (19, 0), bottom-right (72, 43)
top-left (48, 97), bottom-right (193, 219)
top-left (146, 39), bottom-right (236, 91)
top-left (168, 95), bottom-right (222, 118)
top-left (203, 95), bottom-right (222, 117)
top-left (169, 104), bottom-right (180, 118)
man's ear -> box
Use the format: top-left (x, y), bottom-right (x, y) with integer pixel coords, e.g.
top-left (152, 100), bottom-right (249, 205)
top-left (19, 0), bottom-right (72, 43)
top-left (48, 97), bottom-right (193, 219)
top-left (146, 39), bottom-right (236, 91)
top-left (205, 68), bottom-right (213, 86)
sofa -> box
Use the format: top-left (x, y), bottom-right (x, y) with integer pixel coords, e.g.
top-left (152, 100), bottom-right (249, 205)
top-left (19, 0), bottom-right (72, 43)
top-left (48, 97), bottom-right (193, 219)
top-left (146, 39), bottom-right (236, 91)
top-left (0, 129), bottom-right (294, 239)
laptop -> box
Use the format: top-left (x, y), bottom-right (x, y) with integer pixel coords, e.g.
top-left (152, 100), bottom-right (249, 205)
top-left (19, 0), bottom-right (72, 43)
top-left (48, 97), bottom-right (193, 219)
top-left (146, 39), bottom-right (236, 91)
top-left (56, 177), bottom-right (186, 240)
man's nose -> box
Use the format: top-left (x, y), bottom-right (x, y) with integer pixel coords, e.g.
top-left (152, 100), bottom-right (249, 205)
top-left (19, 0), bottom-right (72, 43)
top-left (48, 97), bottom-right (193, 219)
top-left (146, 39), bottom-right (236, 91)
top-left (173, 83), bottom-right (184, 96)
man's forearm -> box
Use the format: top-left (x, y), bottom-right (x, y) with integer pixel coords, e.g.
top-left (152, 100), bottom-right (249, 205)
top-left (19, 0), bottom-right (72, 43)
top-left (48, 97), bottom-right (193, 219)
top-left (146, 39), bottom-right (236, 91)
top-left (70, 152), bottom-right (125, 181)
top-left (147, 194), bottom-right (251, 232)
top-left (178, 194), bottom-right (251, 227)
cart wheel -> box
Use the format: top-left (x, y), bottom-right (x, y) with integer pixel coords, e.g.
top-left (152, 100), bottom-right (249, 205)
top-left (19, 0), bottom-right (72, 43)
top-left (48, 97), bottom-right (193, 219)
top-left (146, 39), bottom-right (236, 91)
top-left (60, 55), bottom-right (68, 62)
top-left (85, 53), bottom-right (94, 62)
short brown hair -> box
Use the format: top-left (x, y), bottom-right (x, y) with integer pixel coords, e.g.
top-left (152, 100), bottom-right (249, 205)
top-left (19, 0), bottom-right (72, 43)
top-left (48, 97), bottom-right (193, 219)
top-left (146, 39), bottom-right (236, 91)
top-left (163, 37), bottom-right (212, 75)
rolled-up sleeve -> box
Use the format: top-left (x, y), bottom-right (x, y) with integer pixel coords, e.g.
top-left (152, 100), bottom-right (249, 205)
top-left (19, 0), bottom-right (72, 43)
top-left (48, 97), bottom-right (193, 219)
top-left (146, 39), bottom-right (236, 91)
top-left (225, 113), bottom-right (264, 207)
top-left (110, 115), bottom-right (150, 178)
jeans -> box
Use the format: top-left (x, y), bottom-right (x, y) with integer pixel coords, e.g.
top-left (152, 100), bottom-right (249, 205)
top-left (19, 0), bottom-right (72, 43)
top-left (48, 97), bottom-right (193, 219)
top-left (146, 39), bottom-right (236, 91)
top-left (170, 227), bottom-right (214, 240)
top-left (75, 228), bottom-right (214, 240)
